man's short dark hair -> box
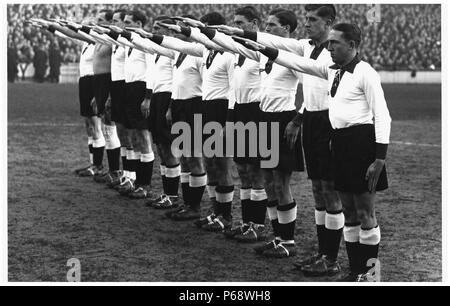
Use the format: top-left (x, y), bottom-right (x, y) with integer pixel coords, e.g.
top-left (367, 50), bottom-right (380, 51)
top-left (333, 23), bottom-right (362, 48)
top-left (100, 9), bottom-right (113, 21)
top-left (127, 10), bottom-right (147, 26)
top-left (269, 9), bottom-right (298, 33)
top-left (200, 12), bottom-right (226, 26)
top-left (235, 6), bottom-right (261, 24)
top-left (113, 9), bottom-right (127, 21)
top-left (305, 4), bottom-right (336, 22)
top-left (154, 15), bottom-right (175, 25)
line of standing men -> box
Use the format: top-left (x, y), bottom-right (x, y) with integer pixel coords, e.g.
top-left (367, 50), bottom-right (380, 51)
top-left (37, 4), bottom-right (391, 282)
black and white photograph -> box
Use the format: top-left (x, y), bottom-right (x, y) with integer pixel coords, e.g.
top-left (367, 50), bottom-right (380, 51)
top-left (3, 1), bottom-right (447, 286)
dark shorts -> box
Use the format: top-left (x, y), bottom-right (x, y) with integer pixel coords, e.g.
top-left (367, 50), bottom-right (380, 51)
top-left (150, 92), bottom-right (173, 145)
top-left (303, 109), bottom-right (333, 181)
top-left (110, 80), bottom-right (127, 124)
top-left (92, 73), bottom-right (112, 115)
top-left (233, 102), bottom-right (261, 165)
top-left (202, 99), bottom-right (229, 156)
top-left (331, 124), bottom-right (388, 193)
top-left (124, 81), bottom-right (147, 130)
top-left (171, 97), bottom-right (204, 156)
top-left (78, 75), bottom-right (95, 117)
top-left (259, 110), bottom-right (304, 172)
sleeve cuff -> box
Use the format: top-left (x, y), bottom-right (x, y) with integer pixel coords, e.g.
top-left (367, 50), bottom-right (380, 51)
top-left (121, 30), bottom-right (132, 41)
top-left (261, 47), bottom-right (279, 61)
top-left (67, 25), bottom-right (78, 33)
top-left (107, 31), bottom-right (119, 40)
top-left (180, 26), bottom-right (192, 37)
top-left (151, 34), bottom-right (164, 45)
top-left (47, 25), bottom-right (56, 34)
top-left (80, 26), bottom-right (91, 34)
top-left (243, 30), bottom-right (257, 41)
top-left (199, 27), bottom-right (216, 40)
top-left (226, 109), bottom-right (235, 123)
top-left (145, 89), bottom-right (153, 100)
top-left (375, 143), bottom-right (388, 160)
top-left (291, 112), bottom-right (303, 127)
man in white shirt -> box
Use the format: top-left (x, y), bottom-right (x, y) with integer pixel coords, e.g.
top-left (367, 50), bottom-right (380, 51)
top-left (232, 4), bottom-right (343, 276)
top-left (244, 23), bottom-right (391, 282)
top-left (156, 12), bottom-right (237, 232)
top-left (134, 16), bottom-right (207, 218)
top-left (191, 7), bottom-right (269, 243)
top-left (217, 9), bottom-right (305, 258)
top-left (114, 10), bottom-right (155, 197)
top-left (105, 9), bottom-right (134, 189)
top-left (43, 18), bottom-right (97, 176)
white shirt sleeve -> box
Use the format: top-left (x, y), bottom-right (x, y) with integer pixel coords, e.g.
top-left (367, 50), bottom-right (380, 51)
top-left (189, 27), bottom-right (227, 52)
top-left (117, 36), bottom-right (135, 49)
top-left (275, 49), bottom-right (328, 80)
top-left (131, 33), bottom-right (175, 59)
top-left (360, 66), bottom-right (391, 144)
top-left (160, 36), bottom-right (204, 58)
top-left (212, 32), bottom-right (260, 62)
top-left (225, 55), bottom-right (236, 110)
top-left (257, 32), bottom-right (305, 56)
top-left (88, 30), bottom-right (117, 46)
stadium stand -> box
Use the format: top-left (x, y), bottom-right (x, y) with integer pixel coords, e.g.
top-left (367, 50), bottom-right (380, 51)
top-left (7, 4), bottom-right (441, 71)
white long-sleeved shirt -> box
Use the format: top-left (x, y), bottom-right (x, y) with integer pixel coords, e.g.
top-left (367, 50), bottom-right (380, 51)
top-left (221, 34), bottom-right (301, 112)
top-left (274, 50), bottom-right (391, 144)
top-left (160, 35), bottom-right (234, 103)
top-left (146, 52), bottom-right (173, 93)
top-left (79, 42), bottom-right (94, 77)
top-left (253, 33), bottom-right (332, 112)
top-left (124, 45), bottom-right (146, 83)
top-left (209, 31), bottom-right (261, 108)
top-left (171, 51), bottom-right (203, 100)
top-left (111, 44), bottom-right (125, 81)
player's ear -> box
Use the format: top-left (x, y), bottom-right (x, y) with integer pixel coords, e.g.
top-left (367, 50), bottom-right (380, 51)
top-left (137, 21), bottom-right (142, 28)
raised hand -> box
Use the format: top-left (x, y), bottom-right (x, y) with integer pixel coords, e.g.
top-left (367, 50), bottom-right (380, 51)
top-left (216, 25), bottom-right (243, 36)
top-left (234, 37), bottom-right (265, 52)
top-left (133, 27), bottom-right (153, 39)
top-left (157, 22), bottom-right (182, 33)
top-left (175, 16), bottom-right (205, 28)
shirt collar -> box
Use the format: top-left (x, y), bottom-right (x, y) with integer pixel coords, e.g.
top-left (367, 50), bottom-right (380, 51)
top-left (308, 39), bottom-right (327, 48)
top-left (329, 53), bottom-right (361, 73)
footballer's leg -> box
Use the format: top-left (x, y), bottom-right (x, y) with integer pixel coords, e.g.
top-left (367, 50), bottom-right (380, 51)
top-left (235, 163), bottom-right (268, 243)
top-left (262, 170), bottom-right (297, 258)
top-left (254, 169), bottom-right (279, 254)
top-left (354, 192), bottom-right (380, 282)
top-left (202, 157), bottom-right (234, 232)
top-left (129, 129), bottom-right (155, 199)
top-left (337, 192), bottom-right (361, 281)
top-left (223, 162), bottom-right (251, 238)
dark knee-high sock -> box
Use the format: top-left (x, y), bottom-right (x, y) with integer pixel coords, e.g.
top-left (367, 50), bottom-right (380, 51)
top-left (165, 164), bottom-right (181, 197)
top-left (267, 200), bottom-right (280, 239)
top-left (344, 223), bottom-right (362, 275)
top-left (324, 210), bottom-right (345, 261)
top-left (315, 208), bottom-right (327, 256)
top-left (105, 125), bottom-right (121, 172)
top-left (240, 188), bottom-right (251, 224)
top-left (277, 201), bottom-right (297, 242)
top-left (250, 188), bottom-right (268, 225)
top-left (359, 226), bottom-right (381, 274)
top-left (215, 185), bottom-right (234, 220)
top-left (189, 173), bottom-right (207, 211)
top-left (181, 171), bottom-right (191, 205)
top-left (92, 136), bottom-right (105, 168)
top-left (140, 152), bottom-right (155, 186)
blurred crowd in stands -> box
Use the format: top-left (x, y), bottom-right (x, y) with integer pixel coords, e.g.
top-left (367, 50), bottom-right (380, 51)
top-left (7, 3), bottom-right (441, 82)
